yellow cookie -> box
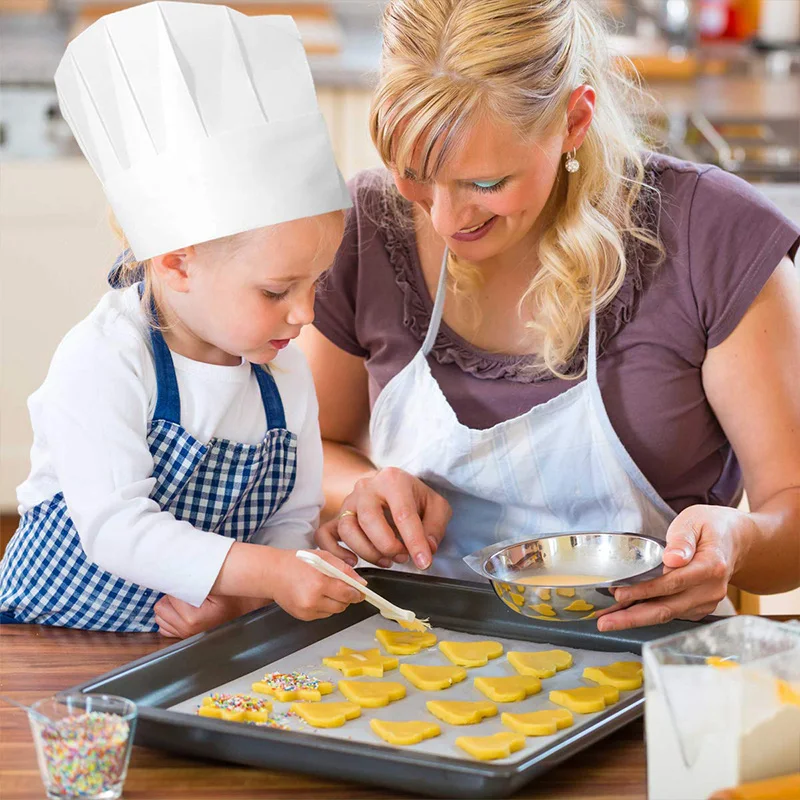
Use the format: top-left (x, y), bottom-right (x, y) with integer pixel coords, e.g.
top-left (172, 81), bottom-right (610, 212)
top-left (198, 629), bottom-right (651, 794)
top-left (536, 589), bottom-right (552, 601)
top-left (338, 680), bottom-right (406, 708)
top-left (455, 732), bottom-right (525, 761)
top-left (508, 592), bottom-right (526, 607)
top-left (706, 656), bottom-right (739, 669)
top-left (550, 685), bottom-right (619, 714)
top-left (508, 650), bottom-right (573, 678)
top-left (556, 588), bottom-right (576, 598)
top-left (399, 663), bottom-right (467, 691)
top-left (474, 675), bottom-right (542, 703)
top-left (528, 602), bottom-right (556, 617)
top-left (778, 680), bottom-right (800, 707)
top-left (198, 694), bottom-right (272, 723)
top-left (583, 661), bottom-right (643, 691)
top-left (251, 672), bottom-right (334, 702)
top-left (426, 700), bottom-right (498, 725)
top-left (322, 647), bottom-right (398, 677)
top-left (501, 709), bottom-right (574, 736)
top-left (376, 629), bottom-right (437, 655)
top-left (439, 640), bottom-right (504, 667)
top-left (564, 599), bottom-right (594, 612)
top-left (369, 719), bottom-right (441, 746)
top-left (291, 701), bottom-right (361, 728)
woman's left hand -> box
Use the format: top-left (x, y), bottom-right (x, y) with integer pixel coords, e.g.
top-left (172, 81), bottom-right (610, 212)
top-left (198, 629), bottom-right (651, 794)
top-left (595, 504), bottom-right (753, 632)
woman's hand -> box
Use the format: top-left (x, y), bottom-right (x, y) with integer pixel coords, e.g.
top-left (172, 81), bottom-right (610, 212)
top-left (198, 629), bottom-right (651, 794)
top-left (596, 505), bottom-right (752, 632)
top-left (154, 594), bottom-right (263, 638)
top-left (315, 467), bottom-right (452, 570)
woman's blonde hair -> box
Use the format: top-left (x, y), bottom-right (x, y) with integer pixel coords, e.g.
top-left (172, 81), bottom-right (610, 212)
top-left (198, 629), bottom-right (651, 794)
top-left (370, 0), bottom-right (662, 378)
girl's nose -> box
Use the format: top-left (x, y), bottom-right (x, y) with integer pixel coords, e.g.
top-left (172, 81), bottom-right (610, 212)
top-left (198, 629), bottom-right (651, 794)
top-left (286, 284), bottom-right (315, 327)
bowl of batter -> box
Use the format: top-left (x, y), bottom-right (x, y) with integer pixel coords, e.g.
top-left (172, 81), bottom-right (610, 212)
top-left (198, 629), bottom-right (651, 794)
top-left (464, 532), bottom-right (665, 622)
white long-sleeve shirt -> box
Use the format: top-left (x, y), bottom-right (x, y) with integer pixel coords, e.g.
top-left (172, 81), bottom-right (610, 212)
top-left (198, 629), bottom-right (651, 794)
top-left (16, 285), bottom-right (323, 606)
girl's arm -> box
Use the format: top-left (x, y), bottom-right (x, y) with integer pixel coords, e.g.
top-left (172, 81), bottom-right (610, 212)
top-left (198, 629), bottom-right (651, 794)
top-left (43, 316), bottom-right (363, 619)
top-left (43, 319), bottom-right (235, 607)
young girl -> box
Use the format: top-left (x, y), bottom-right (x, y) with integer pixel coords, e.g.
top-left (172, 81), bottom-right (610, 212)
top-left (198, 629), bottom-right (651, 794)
top-left (0, 1), bottom-right (364, 634)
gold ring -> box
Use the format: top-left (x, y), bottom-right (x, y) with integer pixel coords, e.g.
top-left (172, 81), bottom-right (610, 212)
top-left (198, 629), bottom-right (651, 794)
top-left (339, 509), bottom-right (357, 519)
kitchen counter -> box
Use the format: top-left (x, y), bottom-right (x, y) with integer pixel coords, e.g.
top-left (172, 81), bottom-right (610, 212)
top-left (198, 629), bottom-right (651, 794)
top-left (2, 618), bottom-right (796, 798)
top-left (0, 622), bottom-right (649, 799)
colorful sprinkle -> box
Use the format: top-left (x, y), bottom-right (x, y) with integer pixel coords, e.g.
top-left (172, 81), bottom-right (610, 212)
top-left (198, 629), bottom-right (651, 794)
top-left (36, 712), bottom-right (130, 796)
top-left (204, 694), bottom-right (272, 713)
top-left (260, 672), bottom-right (324, 692)
top-left (246, 710), bottom-right (297, 730)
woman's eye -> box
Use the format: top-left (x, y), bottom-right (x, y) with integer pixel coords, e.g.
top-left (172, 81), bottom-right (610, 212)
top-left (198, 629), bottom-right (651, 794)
top-left (472, 178), bottom-right (507, 193)
top-left (263, 288), bottom-right (289, 301)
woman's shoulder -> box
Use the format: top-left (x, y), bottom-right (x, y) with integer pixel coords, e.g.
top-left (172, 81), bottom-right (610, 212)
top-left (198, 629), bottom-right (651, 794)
top-left (637, 152), bottom-right (799, 350)
top-left (644, 151), bottom-right (797, 232)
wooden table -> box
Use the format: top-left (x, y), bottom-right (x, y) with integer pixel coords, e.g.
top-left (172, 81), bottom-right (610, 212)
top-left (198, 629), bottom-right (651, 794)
top-left (0, 624), bottom-right (647, 800)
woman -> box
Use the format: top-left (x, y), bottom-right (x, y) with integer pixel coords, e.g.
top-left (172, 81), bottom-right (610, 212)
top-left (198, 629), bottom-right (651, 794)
top-left (301, 0), bottom-right (800, 630)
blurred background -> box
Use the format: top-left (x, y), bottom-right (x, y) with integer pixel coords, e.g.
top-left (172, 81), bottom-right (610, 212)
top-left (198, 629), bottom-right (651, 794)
top-left (1, 1), bottom-right (798, 613)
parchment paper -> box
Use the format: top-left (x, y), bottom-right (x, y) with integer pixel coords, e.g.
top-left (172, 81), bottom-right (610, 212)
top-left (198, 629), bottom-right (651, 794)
top-left (169, 616), bottom-right (641, 764)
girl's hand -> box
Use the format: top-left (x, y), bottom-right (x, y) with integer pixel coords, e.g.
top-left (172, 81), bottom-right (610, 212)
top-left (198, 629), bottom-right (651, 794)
top-left (154, 594), bottom-right (260, 638)
top-left (596, 505), bottom-right (751, 632)
top-left (314, 467), bottom-right (452, 570)
top-left (268, 549), bottom-right (367, 621)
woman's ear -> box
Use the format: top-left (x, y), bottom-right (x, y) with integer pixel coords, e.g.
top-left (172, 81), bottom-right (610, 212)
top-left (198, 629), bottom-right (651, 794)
top-left (151, 247), bottom-right (195, 293)
top-left (563, 85), bottom-right (596, 153)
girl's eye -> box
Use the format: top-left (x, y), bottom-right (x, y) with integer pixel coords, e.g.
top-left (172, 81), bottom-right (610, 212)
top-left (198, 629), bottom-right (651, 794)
top-left (472, 178), bottom-right (507, 193)
top-left (263, 288), bottom-right (289, 301)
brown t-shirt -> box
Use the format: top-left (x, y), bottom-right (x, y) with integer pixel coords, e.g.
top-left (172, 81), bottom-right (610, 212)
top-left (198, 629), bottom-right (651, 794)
top-left (314, 154), bottom-right (800, 514)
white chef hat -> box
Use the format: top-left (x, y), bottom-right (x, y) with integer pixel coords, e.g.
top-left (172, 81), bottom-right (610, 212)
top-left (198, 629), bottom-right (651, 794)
top-left (55, 1), bottom-right (351, 261)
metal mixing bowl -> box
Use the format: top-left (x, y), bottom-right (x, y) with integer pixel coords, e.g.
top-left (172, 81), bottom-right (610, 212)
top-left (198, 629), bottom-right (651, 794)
top-left (465, 532), bottom-right (665, 622)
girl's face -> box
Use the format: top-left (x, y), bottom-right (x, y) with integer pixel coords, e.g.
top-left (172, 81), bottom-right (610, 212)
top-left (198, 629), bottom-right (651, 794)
top-left (158, 212), bottom-right (344, 365)
top-left (392, 114), bottom-right (566, 264)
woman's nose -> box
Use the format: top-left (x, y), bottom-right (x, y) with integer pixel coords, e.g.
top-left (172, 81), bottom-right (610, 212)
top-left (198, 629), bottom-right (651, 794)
top-left (429, 186), bottom-right (463, 238)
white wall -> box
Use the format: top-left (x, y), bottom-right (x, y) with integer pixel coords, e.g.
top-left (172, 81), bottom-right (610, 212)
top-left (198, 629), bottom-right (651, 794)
top-left (0, 160), bottom-right (116, 508)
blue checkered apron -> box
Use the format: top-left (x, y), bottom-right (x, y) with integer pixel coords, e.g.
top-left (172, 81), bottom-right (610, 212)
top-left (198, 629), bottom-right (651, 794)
top-left (0, 317), bottom-right (297, 631)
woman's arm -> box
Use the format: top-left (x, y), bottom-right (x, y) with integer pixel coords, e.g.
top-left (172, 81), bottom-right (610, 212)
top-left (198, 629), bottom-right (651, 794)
top-left (297, 325), bottom-right (375, 521)
top-left (703, 256), bottom-right (800, 593)
top-left (599, 257), bottom-right (800, 630)
top-left (299, 325), bottom-right (451, 570)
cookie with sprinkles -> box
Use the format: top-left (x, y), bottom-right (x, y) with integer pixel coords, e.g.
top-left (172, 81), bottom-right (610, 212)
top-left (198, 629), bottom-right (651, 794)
top-left (252, 671), bottom-right (335, 702)
top-left (198, 693), bottom-right (273, 722)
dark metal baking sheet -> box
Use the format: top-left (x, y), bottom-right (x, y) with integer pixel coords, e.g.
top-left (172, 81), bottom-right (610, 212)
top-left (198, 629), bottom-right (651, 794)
top-left (69, 570), bottom-right (706, 798)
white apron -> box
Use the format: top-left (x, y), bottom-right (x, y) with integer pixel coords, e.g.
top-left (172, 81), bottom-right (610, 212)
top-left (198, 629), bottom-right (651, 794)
top-left (369, 250), bottom-right (733, 615)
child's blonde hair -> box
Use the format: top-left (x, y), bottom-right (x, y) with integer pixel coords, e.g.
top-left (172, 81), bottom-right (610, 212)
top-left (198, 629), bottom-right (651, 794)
top-left (370, 0), bottom-right (663, 378)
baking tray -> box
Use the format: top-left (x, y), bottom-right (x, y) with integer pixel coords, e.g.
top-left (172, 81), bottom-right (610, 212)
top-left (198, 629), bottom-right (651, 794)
top-left (69, 570), bottom-right (707, 798)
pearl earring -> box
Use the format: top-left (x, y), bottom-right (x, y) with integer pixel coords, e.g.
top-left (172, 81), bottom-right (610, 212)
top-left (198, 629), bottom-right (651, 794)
top-left (565, 149), bottom-right (580, 173)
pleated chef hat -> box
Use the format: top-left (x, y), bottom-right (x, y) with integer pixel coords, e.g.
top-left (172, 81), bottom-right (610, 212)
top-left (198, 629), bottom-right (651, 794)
top-left (55, 1), bottom-right (351, 261)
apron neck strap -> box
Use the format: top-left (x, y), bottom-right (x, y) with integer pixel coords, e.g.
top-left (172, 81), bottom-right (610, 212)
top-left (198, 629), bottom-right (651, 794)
top-left (421, 251), bottom-right (601, 384)
top-left (252, 365), bottom-right (287, 430)
top-left (141, 283), bottom-right (288, 430)
top-left (587, 293), bottom-right (599, 386)
top-left (422, 248), bottom-right (449, 356)
top-left (139, 283), bottom-right (182, 424)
